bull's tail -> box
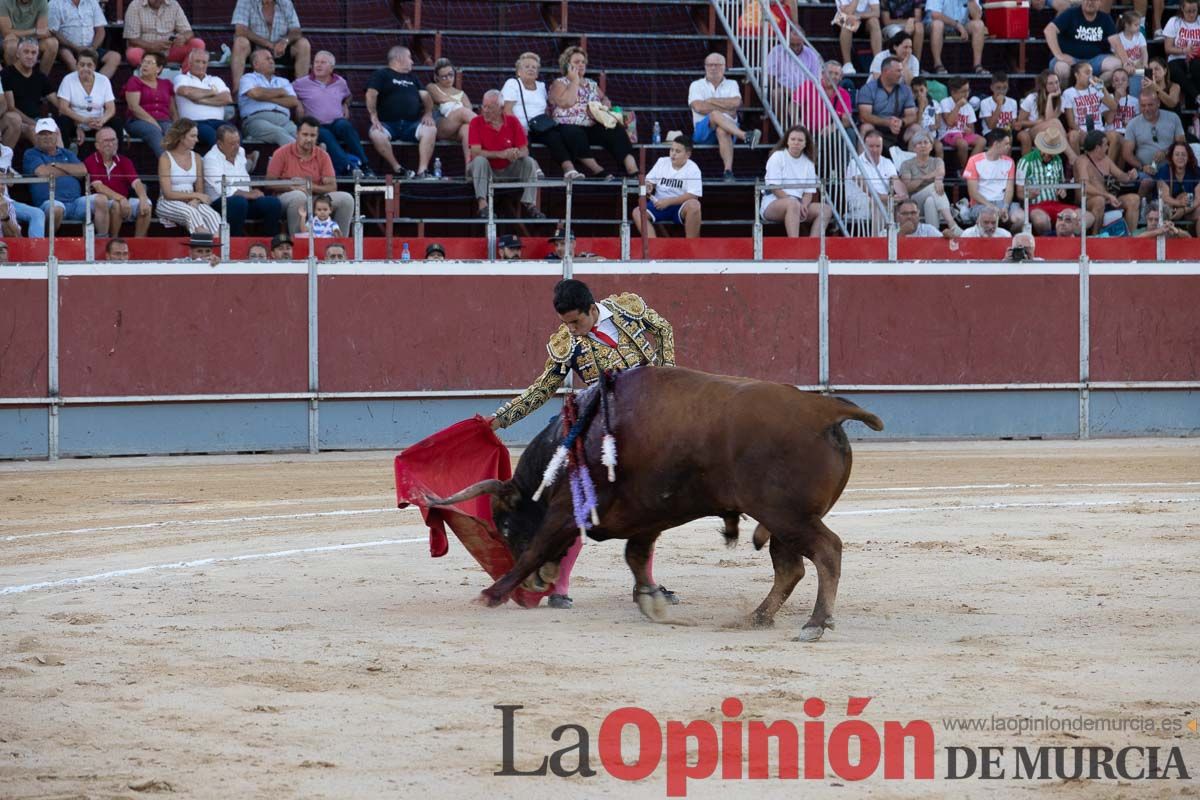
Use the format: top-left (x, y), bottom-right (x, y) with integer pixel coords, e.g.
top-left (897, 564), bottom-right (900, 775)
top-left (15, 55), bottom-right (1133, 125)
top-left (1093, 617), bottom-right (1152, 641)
top-left (830, 396), bottom-right (884, 431)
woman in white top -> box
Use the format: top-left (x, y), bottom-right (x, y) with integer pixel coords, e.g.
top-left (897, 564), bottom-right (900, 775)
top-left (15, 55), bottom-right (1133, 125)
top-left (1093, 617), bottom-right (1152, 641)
top-left (56, 49), bottom-right (121, 147)
top-left (760, 124), bottom-right (832, 237)
top-left (632, 135), bottom-right (703, 238)
top-left (424, 58), bottom-right (476, 166)
top-left (1014, 69), bottom-right (1074, 161)
top-left (868, 30), bottom-right (919, 83)
top-left (156, 119), bottom-right (221, 234)
top-left (1166, 0), bottom-right (1200, 109)
top-left (501, 51), bottom-right (596, 179)
top-left (1062, 61), bottom-right (1117, 162)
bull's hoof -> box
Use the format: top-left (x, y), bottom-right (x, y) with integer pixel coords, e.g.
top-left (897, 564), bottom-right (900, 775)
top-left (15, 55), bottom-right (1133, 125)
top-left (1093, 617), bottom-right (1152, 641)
top-left (522, 573), bottom-right (549, 592)
top-left (795, 625), bottom-right (825, 642)
top-left (634, 586), bottom-right (669, 622)
top-left (477, 591), bottom-right (506, 608)
top-left (538, 561), bottom-right (560, 584)
top-left (750, 613), bottom-right (775, 629)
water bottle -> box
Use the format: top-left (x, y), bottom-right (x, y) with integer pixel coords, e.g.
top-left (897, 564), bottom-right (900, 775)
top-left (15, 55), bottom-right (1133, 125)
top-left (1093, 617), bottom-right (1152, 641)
top-left (401, 242), bottom-right (411, 263)
top-left (652, 121), bottom-right (662, 144)
top-left (432, 157), bottom-right (442, 179)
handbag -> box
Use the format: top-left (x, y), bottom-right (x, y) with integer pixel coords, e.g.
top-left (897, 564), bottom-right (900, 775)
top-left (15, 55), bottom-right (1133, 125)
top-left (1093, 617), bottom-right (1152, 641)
top-left (587, 101), bottom-right (620, 129)
top-left (518, 83), bottom-right (557, 133)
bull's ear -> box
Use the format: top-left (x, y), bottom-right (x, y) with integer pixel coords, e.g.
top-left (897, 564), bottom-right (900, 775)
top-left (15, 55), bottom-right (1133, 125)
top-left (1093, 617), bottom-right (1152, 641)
top-left (493, 481), bottom-right (521, 513)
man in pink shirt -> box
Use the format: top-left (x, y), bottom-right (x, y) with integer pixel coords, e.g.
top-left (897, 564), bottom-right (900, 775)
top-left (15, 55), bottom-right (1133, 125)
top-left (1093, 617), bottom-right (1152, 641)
top-left (292, 49), bottom-right (371, 177)
top-left (84, 125), bottom-right (152, 236)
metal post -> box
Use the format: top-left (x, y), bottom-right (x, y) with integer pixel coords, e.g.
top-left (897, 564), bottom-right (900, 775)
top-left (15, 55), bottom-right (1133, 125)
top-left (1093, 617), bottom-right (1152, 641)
top-left (638, 180), bottom-right (649, 260)
top-left (84, 182), bottom-right (94, 262)
top-left (47, 176), bottom-right (56, 266)
top-left (886, 192), bottom-right (897, 261)
top-left (619, 179), bottom-right (630, 261)
top-left (819, 178), bottom-right (827, 261)
top-left (486, 179), bottom-right (496, 261)
top-left (1079, 189), bottom-right (1087, 260)
top-left (752, 179), bottom-right (763, 260)
top-left (1079, 249), bottom-right (1090, 440)
top-left (47, 226), bottom-right (59, 461)
top-left (818, 251), bottom-right (829, 390)
top-left (352, 179), bottom-right (363, 261)
top-left (220, 176), bottom-right (230, 260)
top-left (306, 178), bottom-right (318, 453)
top-left (563, 178), bottom-right (573, 276)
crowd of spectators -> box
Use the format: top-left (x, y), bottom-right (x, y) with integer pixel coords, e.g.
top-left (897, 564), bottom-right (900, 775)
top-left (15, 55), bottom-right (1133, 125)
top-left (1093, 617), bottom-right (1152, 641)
top-left (4, 0), bottom-right (1200, 252)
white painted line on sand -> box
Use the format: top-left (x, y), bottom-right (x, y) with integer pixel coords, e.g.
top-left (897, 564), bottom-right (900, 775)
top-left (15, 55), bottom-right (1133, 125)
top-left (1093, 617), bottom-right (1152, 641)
top-left (0, 537), bottom-right (428, 595)
top-left (845, 481), bottom-right (1200, 494)
top-left (830, 497), bottom-right (1198, 517)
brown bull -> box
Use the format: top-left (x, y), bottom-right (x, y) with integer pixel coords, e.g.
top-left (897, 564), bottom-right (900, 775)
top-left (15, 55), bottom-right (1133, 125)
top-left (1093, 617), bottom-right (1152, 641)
top-left (428, 366), bottom-right (883, 641)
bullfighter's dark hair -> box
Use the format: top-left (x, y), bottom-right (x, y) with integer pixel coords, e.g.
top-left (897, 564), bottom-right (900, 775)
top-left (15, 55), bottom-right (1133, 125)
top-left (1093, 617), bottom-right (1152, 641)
top-left (553, 279), bottom-right (595, 315)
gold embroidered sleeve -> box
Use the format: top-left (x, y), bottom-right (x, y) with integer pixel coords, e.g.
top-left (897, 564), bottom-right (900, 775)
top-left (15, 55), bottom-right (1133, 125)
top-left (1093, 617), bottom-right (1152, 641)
top-left (492, 356), bottom-right (567, 429)
top-left (642, 302), bottom-right (675, 366)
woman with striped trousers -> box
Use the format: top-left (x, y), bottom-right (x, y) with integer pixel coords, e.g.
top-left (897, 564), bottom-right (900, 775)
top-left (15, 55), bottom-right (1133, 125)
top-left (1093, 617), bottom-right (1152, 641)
top-left (157, 119), bottom-right (221, 234)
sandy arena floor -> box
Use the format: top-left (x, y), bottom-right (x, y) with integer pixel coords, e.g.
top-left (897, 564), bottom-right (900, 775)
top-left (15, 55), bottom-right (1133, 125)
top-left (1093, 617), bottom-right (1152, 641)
top-left (1, 439), bottom-right (1198, 799)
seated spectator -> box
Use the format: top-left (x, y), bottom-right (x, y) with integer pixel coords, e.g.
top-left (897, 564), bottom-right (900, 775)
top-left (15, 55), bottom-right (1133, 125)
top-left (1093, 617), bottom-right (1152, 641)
top-left (1053, 207), bottom-right (1082, 236)
top-left (246, 240), bottom-right (268, 260)
top-left (123, 51), bottom-right (175, 156)
top-left (1155, 140), bottom-right (1200, 226)
top-left (1016, 127), bottom-right (1072, 234)
top-left (297, 192), bottom-right (339, 237)
top-left (1076, 128), bottom-right (1139, 233)
top-left (900, 130), bottom-right (959, 231)
top-left (546, 228), bottom-right (586, 261)
top-left (1164, 0), bottom-right (1200, 110)
top-left (869, 30), bottom-right (919, 83)
top-left (939, 77), bottom-right (984, 166)
top-left (1135, 205), bottom-right (1188, 236)
top-left (1123, 90), bottom-right (1185, 195)
top-left (424, 241), bottom-right (446, 261)
top-left (1107, 68), bottom-right (1139, 143)
top-left (122, 0), bottom-right (205, 69)
top-left (766, 26), bottom-right (823, 93)
top-left (926, 0), bottom-right (986, 75)
top-left (323, 241), bottom-right (346, 261)
top-left (502, 51), bottom-right (594, 179)
top-left (182, 229), bottom-right (219, 267)
top-left (265, 115), bottom-right (352, 234)
top-left (366, 45), bottom-right (435, 178)
top-left (688, 53), bottom-right (758, 182)
top-left (156, 118), bottom-right (221, 234)
top-left (1062, 61), bottom-right (1117, 160)
top-left (634, 133), bottom-right (703, 239)
top-left (0, 138), bottom-right (41, 235)
top-left (425, 57), bottom-right (476, 168)
top-left (238, 47), bottom-right (298, 146)
top-left (760, 124), bottom-right (831, 237)
top-left (857, 56), bottom-right (916, 151)
top-left (1109, 11), bottom-right (1147, 95)
top-left (23, 117), bottom-right (106, 233)
top-left (49, 0), bottom-right (119, 78)
top-left (467, 90), bottom-right (543, 220)
top-left (203, 123), bottom-right (282, 236)
top-left (294, 50), bottom-right (370, 177)
top-left (846, 129), bottom-right (907, 229)
top-left (979, 71), bottom-right (1018, 135)
top-left (85, 125), bottom-right (152, 237)
top-left (497, 232), bottom-right (522, 260)
top-left (230, 0), bottom-right (310, 91)
top-left (1015, 70), bottom-right (1074, 160)
top-left (56, 47), bottom-right (118, 147)
top-left (958, 205), bottom-right (1012, 237)
top-left (1145, 57), bottom-right (1183, 117)
top-left (173, 48), bottom-right (232, 152)
top-left (881, 0), bottom-right (924, 64)
top-left (2, 37), bottom-right (54, 145)
top-left (910, 76), bottom-right (942, 156)
top-left (1, 0), bottom-right (57, 75)
top-left (549, 46), bottom-right (638, 179)
top-left (1005, 232), bottom-right (1043, 260)
top-left (835, 0), bottom-right (881, 75)
top-left (270, 231), bottom-right (291, 259)
top-left (895, 198), bottom-right (944, 236)
top-left (104, 236), bottom-right (128, 259)
top-left (1046, 0), bottom-right (1119, 85)
top-left (797, 61), bottom-right (854, 136)
top-left (962, 129), bottom-right (1024, 231)
top-left (0, 239), bottom-right (6, 258)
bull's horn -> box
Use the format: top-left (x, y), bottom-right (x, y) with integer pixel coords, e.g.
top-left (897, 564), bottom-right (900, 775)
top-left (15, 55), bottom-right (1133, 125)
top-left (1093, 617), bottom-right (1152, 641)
top-left (425, 479), bottom-right (506, 507)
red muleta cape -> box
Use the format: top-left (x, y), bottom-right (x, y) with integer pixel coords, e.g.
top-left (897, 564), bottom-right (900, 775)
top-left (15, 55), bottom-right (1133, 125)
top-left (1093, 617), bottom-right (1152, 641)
top-left (393, 415), bottom-right (549, 607)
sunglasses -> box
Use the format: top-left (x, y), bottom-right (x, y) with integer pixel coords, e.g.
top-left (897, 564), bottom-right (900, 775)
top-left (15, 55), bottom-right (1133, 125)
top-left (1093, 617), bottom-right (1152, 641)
top-left (437, 72), bottom-right (455, 79)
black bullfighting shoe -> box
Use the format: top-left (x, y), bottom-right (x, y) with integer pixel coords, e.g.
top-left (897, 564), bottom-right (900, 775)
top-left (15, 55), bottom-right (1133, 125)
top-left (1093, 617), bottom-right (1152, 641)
top-left (547, 594), bottom-right (573, 609)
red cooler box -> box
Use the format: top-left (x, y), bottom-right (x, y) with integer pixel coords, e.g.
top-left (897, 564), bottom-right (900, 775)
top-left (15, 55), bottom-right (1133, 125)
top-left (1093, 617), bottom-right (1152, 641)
top-left (984, 0), bottom-right (1029, 38)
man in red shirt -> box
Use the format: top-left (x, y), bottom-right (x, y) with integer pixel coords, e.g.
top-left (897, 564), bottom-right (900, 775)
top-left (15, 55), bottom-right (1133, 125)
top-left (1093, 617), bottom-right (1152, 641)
top-left (84, 125), bottom-right (153, 237)
top-left (467, 89), bottom-right (544, 219)
top-left (265, 114), bottom-right (353, 234)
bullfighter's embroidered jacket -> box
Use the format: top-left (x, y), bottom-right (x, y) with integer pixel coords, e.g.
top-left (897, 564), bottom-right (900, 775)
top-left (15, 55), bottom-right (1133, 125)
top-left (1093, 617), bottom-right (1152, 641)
top-left (492, 292), bottom-right (675, 429)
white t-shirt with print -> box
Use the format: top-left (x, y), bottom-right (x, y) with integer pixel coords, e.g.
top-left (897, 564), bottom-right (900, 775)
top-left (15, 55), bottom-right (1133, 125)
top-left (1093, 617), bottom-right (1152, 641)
top-left (1062, 85), bottom-right (1106, 131)
top-left (964, 152), bottom-right (1015, 206)
top-left (1164, 16), bottom-right (1200, 61)
top-left (938, 96), bottom-right (977, 137)
top-left (646, 156), bottom-right (704, 203)
top-left (979, 96), bottom-right (1018, 134)
top-left (1117, 30), bottom-right (1147, 64)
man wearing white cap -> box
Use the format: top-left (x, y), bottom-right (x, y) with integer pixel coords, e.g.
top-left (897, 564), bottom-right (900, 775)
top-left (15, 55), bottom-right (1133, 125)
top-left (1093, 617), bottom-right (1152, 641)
top-left (22, 116), bottom-right (106, 233)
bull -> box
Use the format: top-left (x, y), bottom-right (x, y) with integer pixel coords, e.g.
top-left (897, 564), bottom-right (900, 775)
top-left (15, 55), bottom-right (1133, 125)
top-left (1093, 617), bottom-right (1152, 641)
top-left (427, 366), bottom-right (883, 641)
